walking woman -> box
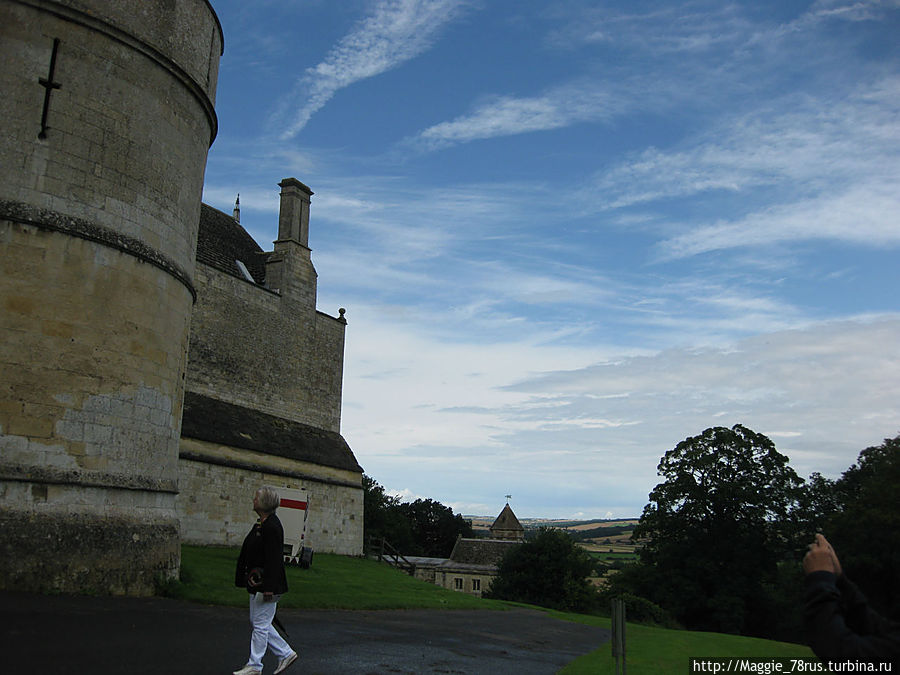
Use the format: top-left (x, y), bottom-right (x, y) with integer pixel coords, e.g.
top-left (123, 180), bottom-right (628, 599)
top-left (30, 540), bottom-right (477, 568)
top-left (233, 486), bottom-right (298, 675)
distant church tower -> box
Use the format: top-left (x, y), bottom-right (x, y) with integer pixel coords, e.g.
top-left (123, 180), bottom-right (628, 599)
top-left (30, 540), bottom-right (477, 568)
top-left (0, 0), bottom-right (223, 594)
top-left (490, 503), bottom-right (525, 541)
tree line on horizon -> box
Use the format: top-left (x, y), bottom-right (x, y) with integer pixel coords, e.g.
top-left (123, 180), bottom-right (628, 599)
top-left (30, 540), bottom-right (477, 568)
top-left (499, 426), bottom-right (899, 643)
top-left (362, 475), bottom-right (474, 558)
top-left (363, 427), bottom-right (899, 644)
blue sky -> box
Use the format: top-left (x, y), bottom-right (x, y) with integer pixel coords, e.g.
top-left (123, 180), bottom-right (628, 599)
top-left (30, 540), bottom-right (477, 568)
top-left (202, 0), bottom-right (900, 519)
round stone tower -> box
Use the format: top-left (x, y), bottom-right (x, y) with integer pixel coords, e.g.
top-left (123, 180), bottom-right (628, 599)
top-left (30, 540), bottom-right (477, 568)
top-left (0, 0), bottom-right (222, 594)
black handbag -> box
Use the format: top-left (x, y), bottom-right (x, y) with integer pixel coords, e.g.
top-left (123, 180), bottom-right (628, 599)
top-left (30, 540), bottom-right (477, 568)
top-left (247, 566), bottom-right (264, 591)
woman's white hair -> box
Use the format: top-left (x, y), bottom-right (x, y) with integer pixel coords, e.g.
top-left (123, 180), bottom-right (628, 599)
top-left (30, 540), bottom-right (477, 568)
top-left (255, 486), bottom-right (280, 514)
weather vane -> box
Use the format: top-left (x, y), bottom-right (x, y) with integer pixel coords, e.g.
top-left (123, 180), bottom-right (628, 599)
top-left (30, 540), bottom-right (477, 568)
top-left (505, 494), bottom-right (512, 504)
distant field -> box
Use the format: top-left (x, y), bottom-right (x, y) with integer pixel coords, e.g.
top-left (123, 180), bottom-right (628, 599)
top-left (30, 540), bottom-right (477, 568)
top-left (564, 519), bottom-right (639, 532)
top-left (467, 516), bottom-right (640, 532)
top-left (584, 549), bottom-right (638, 560)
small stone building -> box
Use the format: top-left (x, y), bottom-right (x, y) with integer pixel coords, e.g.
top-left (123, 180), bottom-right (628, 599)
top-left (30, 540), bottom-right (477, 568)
top-left (409, 504), bottom-right (524, 597)
top-left (175, 180), bottom-right (364, 555)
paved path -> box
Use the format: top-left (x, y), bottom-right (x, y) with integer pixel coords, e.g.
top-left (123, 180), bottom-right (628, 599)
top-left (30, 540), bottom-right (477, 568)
top-left (0, 592), bottom-right (609, 674)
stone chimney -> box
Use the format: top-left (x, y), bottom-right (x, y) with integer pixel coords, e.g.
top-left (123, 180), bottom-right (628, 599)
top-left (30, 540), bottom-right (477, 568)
top-left (266, 178), bottom-right (317, 311)
top-left (276, 178), bottom-right (313, 247)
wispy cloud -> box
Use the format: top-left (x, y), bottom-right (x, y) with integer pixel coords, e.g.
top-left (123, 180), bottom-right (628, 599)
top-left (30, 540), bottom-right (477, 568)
top-left (592, 77), bottom-right (900, 210)
top-left (408, 82), bottom-right (630, 149)
top-left (567, 74), bottom-right (900, 259)
top-left (406, 1), bottom-right (900, 153)
top-left (658, 182), bottom-right (900, 259)
top-left (553, 0), bottom-right (899, 53)
top-left (277, 0), bottom-right (470, 138)
top-left (545, 3), bottom-right (750, 54)
top-left (345, 307), bottom-right (900, 516)
top-left (203, 1), bottom-right (900, 517)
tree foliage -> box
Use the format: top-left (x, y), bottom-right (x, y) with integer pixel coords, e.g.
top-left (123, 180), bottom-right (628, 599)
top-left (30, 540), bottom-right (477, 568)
top-left (486, 527), bottom-right (596, 612)
top-left (619, 425), bottom-right (804, 636)
top-left (362, 474), bottom-right (413, 550)
top-left (808, 435), bottom-right (900, 618)
top-left (362, 475), bottom-right (473, 557)
top-left (398, 498), bottom-right (474, 557)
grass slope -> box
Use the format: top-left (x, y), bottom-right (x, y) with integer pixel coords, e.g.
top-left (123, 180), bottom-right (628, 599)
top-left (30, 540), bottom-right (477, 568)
top-left (169, 545), bottom-right (509, 610)
top-left (168, 546), bottom-right (817, 673)
top-left (555, 615), bottom-right (815, 674)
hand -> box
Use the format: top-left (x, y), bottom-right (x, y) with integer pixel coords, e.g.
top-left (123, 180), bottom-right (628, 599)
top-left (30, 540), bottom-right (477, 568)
top-left (803, 534), bottom-right (842, 576)
top-left (263, 591), bottom-right (274, 602)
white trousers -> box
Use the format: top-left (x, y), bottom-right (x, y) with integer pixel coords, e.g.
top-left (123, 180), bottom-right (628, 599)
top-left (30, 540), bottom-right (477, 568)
top-left (246, 592), bottom-right (294, 671)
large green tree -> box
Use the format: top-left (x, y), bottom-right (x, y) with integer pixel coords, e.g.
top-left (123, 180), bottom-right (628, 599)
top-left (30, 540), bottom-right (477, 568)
top-left (362, 476), bottom-right (473, 557)
top-left (362, 474), bottom-right (414, 551)
top-left (487, 527), bottom-right (596, 612)
top-left (398, 498), bottom-right (475, 557)
top-left (621, 425), bottom-right (804, 636)
top-left (809, 435), bottom-right (900, 618)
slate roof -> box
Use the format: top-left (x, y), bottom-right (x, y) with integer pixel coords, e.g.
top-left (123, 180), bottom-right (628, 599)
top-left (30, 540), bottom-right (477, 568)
top-left (490, 504), bottom-right (524, 536)
top-left (196, 203), bottom-right (270, 284)
top-left (449, 538), bottom-right (520, 566)
top-left (180, 391), bottom-right (363, 474)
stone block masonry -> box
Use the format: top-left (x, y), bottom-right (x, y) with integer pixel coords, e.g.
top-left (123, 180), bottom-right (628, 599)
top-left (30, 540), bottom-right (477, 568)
top-left (177, 438), bottom-right (363, 556)
top-left (186, 262), bottom-right (346, 433)
top-left (0, 0), bottom-right (222, 595)
top-left (180, 192), bottom-right (362, 557)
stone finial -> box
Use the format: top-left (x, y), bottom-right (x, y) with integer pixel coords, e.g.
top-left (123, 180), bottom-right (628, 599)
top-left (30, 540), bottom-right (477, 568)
top-left (233, 194), bottom-right (240, 223)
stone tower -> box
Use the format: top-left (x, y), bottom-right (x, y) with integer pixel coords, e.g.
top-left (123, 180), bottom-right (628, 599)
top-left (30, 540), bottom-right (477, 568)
top-left (0, 0), bottom-right (223, 594)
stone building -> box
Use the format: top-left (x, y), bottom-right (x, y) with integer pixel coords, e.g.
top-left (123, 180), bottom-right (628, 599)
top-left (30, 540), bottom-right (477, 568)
top-left (0, 0), bottom-right (223, 595)
top-left (409, 504), bottom-right (524, 597)
top-left (0, 0), bottom-right (362, 594)
top-left (176, 183), bottom-right (363, 555)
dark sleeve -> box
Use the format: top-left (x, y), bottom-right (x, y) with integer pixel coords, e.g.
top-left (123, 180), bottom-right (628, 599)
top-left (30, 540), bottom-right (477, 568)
top-left (235, 531), bottom-right (250, 588)
top-left (836, 575), bottom-right (897, 637)
top-left (803, 571), bottom-right (900, 666)
top-left (261, 516), bottom-right (288, 594)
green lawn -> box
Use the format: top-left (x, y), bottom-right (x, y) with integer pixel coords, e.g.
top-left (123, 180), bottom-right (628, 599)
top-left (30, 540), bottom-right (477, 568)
top-left (555, 614), bottom-right (815, 674)
top-left (168, 545), bottom-right (511, 610)
top-left (167, 546), bottom-right (817, 673)
top-left (587, 551), bottom-right (639, 561)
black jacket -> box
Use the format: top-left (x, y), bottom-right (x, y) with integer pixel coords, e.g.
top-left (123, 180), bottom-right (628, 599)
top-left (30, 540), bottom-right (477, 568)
top-left (235, 513), bottom-right (289, 595)
top-left (804, 570), bottom-right (899, 667)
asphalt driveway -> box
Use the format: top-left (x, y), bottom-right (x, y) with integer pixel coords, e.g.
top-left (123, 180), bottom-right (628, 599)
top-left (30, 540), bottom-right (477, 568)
top-left (0, 591), bottom-right (609, 674)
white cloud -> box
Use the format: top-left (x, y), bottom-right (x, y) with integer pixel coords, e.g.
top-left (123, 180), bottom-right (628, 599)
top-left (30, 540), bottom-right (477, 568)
top-left (410, 83), bottom-right (628, 149)
top-left (658, 182), bottom-right (900, 259)
top-left (202, 1), bottom-right (900, 518)
top-left (592, 76), bottom-right (900, 211)
top-left (278, 0), bottom-right (470, 138)
top-left (344, 313), bottom-right (900, 515)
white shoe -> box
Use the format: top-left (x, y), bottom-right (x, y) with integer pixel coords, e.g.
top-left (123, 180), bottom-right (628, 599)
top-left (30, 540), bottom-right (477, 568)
top-left (273, 651), bottom-right (298, 674)
top-left (233, 666), bottom-right (262, 675)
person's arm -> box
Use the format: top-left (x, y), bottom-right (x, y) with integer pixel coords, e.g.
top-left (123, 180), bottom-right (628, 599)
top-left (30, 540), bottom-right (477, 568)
top-left (803, 535), bottom-right (899, 665)
top-left (835, 575), bottom-right (896, 637)
top-left (235, 537), bottom-right (249, 588)
top-left (804, 571), bottom-right (899, 664)
top-left (261, 516), bottom-right (285, 599)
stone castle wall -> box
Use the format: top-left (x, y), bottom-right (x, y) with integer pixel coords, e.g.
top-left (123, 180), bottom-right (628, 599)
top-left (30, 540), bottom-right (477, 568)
top-left (0, 0), bottom-right (222, 594)
top-left (185, 261), bottom-right (346, 434)
top-left (177, 438), bottom-right (363, 555)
